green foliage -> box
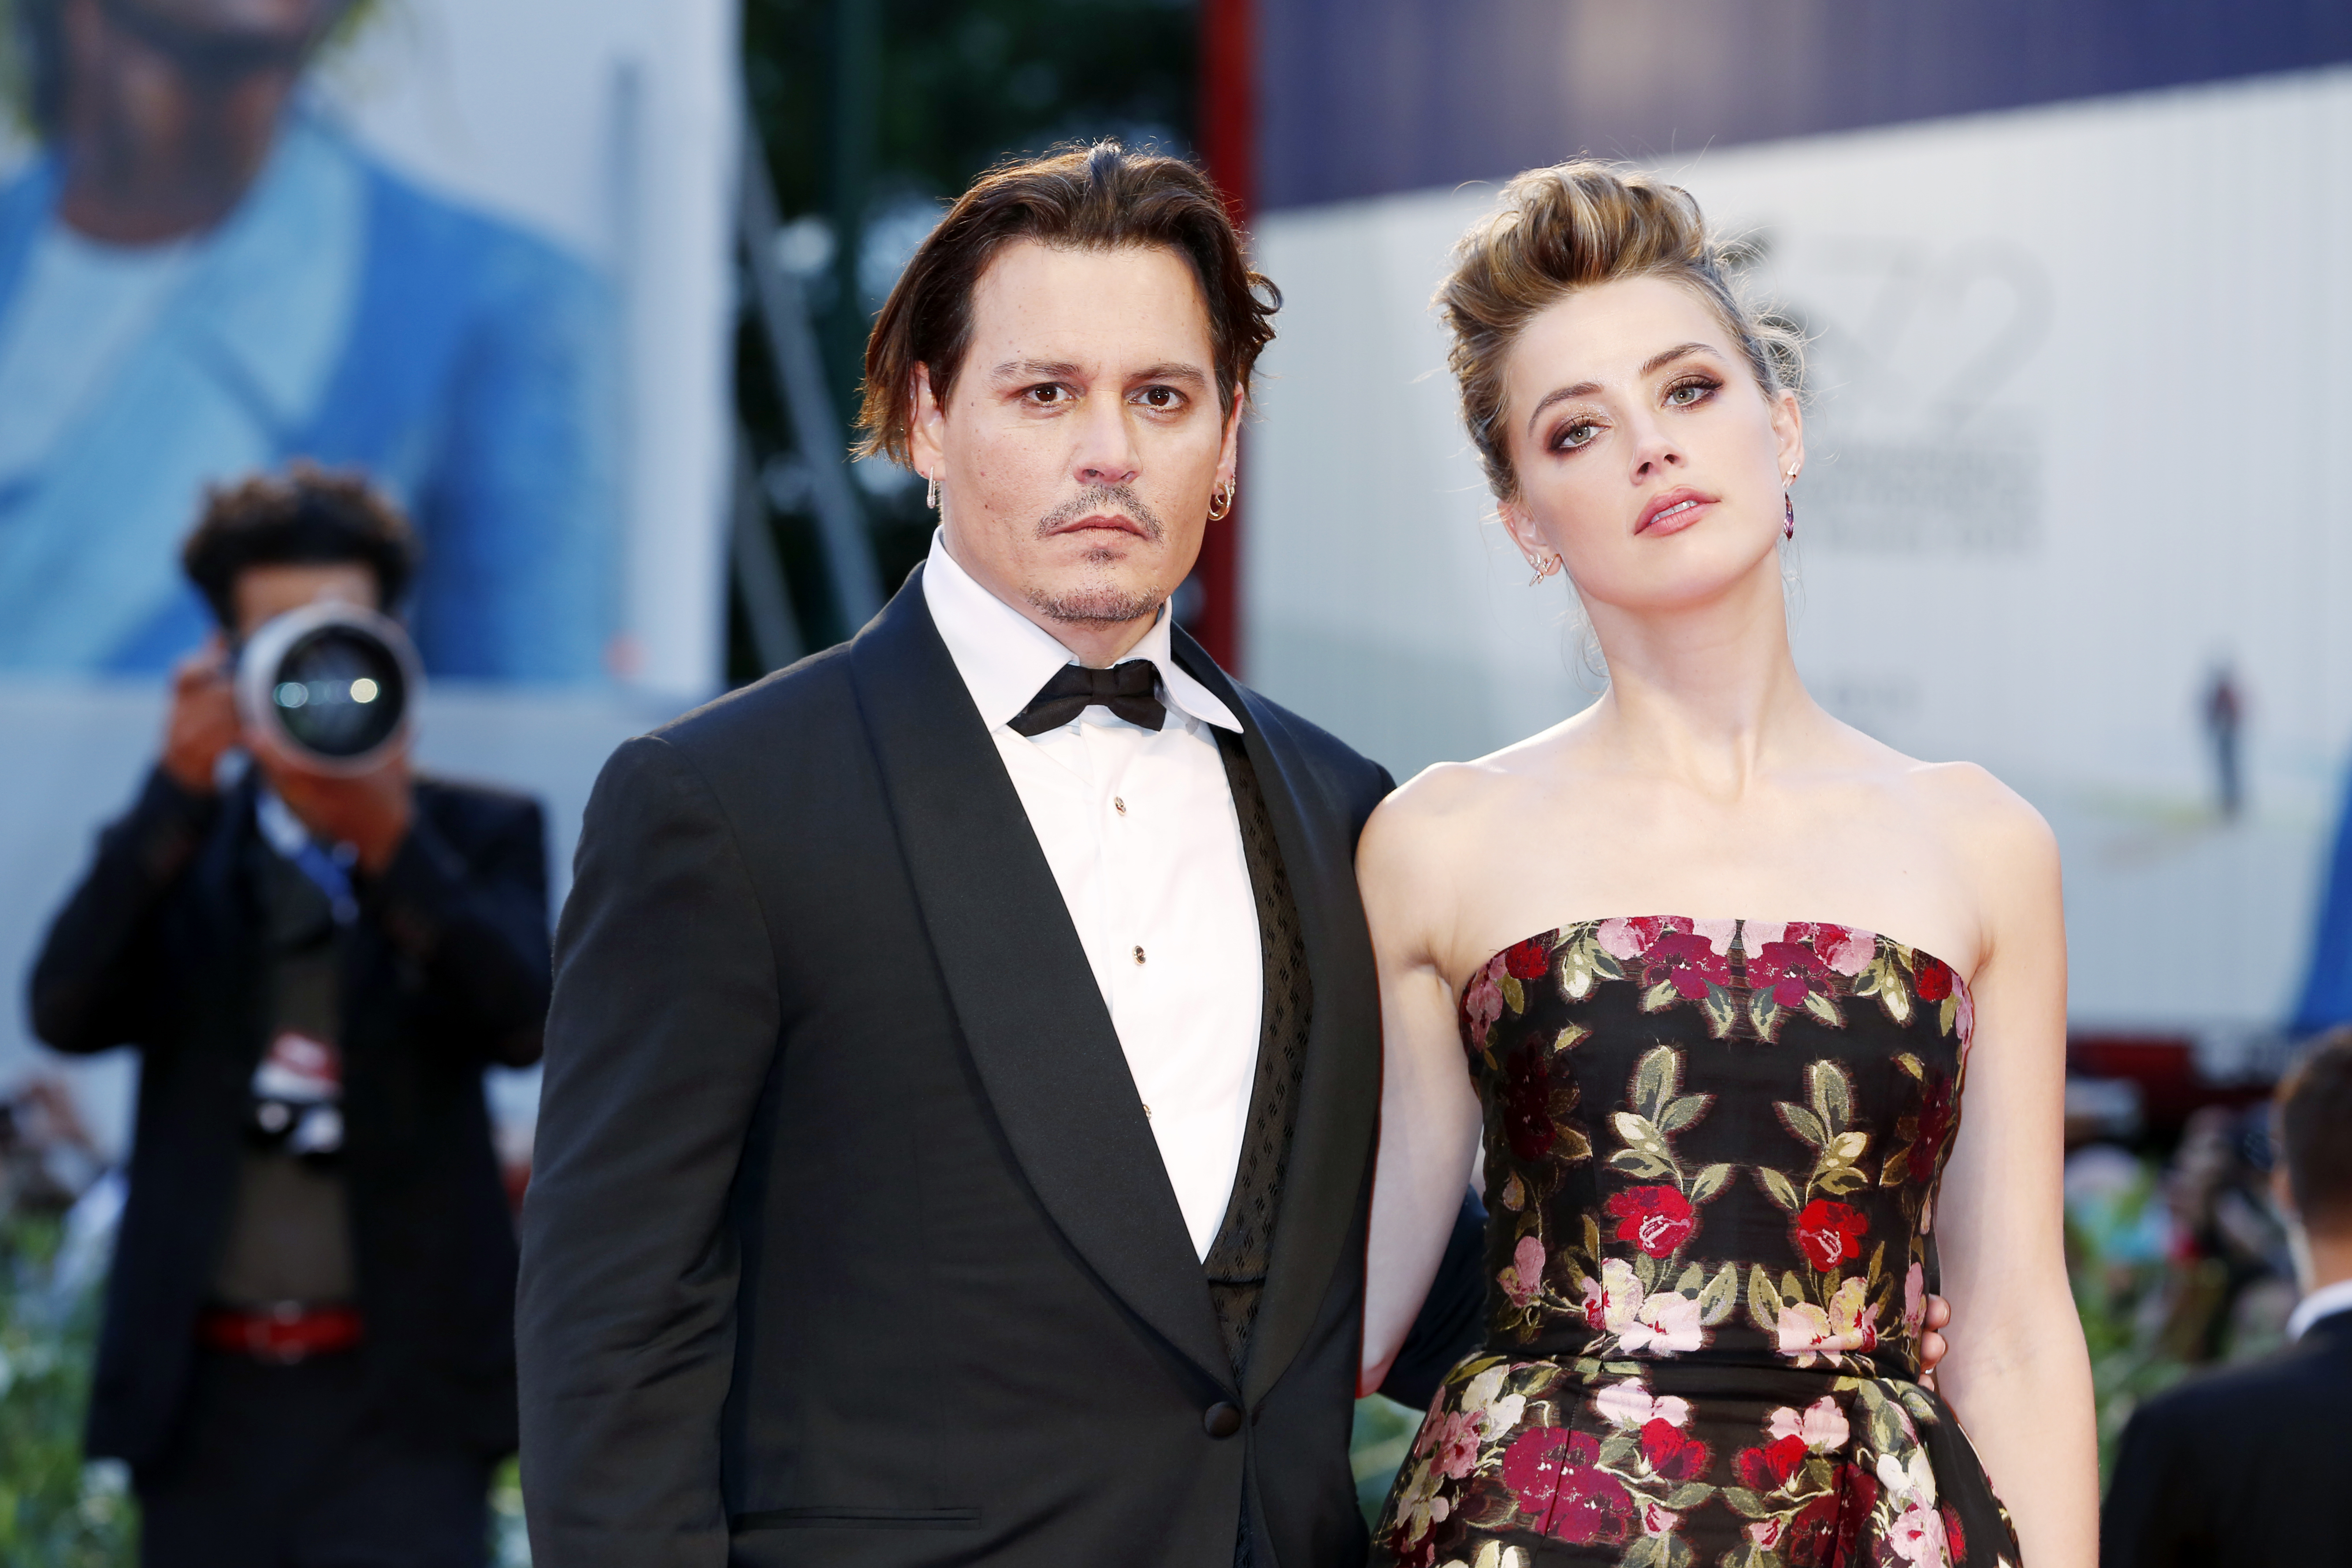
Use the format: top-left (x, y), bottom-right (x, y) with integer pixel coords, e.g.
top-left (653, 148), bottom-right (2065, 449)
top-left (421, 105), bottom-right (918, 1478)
top-left (0, 1217), bottom-right (136, 1567)
top-left (1349, 1393), bottom-right (1419, 1529)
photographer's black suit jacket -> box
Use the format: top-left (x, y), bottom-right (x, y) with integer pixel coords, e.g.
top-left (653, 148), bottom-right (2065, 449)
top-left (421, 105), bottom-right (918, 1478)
top-left (30, 767), bottom-right (549, 1469)
top-left (519, 571), bottom-right (1476, 1568)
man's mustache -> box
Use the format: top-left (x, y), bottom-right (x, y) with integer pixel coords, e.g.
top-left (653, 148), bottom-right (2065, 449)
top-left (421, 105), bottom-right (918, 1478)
top-left (1037, 484), bottom-right (1166, 542)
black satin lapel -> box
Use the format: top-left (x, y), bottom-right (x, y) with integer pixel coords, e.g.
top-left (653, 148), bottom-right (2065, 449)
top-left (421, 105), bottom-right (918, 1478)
top-left (847, 572), bottom-right (1230, 1386)
top-left (1173, 631), bottom-right (1383, 1404)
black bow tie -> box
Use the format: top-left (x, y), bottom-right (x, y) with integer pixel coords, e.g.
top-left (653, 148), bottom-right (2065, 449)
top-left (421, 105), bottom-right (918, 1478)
top-left (1009, 660), bottom-right (1167, 736)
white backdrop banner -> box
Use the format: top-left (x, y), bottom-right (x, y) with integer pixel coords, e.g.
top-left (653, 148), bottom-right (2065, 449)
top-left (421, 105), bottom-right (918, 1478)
top-left (1243, 65), bottom-right (2352, 1032)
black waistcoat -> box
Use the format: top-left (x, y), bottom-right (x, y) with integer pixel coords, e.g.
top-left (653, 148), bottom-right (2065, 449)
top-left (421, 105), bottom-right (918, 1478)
top-left (1203, 728), bottom-right (1315, 1378)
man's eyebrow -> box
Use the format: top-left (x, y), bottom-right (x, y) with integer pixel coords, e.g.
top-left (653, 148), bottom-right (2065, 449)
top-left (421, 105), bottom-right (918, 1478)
top-left (1129, 361), bottom-right (1208, 386)
top-left (988, 358), bottom-right (1086, 384)
top-left (1521, 342), bottom-right (1723, 439)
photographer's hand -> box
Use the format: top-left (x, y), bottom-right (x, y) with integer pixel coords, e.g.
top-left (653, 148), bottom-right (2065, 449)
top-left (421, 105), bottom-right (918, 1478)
top-left (255, 741), bottom-right (416, 875)
top-left (161, 636), bottom-right (241, 795)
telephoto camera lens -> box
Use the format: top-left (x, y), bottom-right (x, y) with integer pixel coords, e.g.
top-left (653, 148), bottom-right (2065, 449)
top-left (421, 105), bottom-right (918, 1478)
top-left (236, 603), bottom-right (422, 775)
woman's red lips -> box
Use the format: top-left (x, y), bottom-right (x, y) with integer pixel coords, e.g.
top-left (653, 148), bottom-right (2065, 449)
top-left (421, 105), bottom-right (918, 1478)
top-left (1635, 488), bottom-right (1717, 535)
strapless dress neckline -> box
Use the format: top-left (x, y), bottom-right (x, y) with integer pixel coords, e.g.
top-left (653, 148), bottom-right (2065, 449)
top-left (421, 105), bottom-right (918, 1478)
top-left (1376, 913), bottom-right (2018, 1568)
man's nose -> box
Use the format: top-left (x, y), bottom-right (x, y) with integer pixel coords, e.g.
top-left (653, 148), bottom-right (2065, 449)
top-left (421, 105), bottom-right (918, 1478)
top-left (1072, 395), bottom-right (1141, 488)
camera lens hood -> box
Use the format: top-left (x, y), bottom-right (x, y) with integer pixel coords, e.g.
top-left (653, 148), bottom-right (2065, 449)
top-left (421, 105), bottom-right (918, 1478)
top-left (235, 602), bottom-right (423, 776)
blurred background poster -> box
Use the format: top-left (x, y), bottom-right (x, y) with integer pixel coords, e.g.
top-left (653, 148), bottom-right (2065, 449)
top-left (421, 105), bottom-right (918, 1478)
top-left (1239, 4), bottom-right (2352, 1072)
top-left (0, 0), bottom-right (737, 1144)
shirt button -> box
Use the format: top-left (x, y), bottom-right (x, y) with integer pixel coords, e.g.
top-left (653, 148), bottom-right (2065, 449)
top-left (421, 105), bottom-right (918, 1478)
top-left (1203, 1402), bottom-right (1243, 1438)
top-left (1114, 796), bottom-right (1127, 815)
top-left (1133, 945), bottom-right (1146, 966)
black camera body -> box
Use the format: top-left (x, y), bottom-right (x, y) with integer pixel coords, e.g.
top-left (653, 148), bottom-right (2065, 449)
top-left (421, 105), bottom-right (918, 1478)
top-left (234, 603), bottom-right (422, 775)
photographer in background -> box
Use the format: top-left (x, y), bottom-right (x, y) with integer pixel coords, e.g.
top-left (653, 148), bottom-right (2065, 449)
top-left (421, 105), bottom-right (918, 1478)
top-left (2100, 1029), bottom-right (2352, 1566)
top-left (28, 467), bottom-right (550, 1568)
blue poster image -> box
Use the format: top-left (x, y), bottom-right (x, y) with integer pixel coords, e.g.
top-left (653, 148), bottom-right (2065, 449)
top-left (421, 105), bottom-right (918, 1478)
top-left (0, 0), bottom-right (617, 681)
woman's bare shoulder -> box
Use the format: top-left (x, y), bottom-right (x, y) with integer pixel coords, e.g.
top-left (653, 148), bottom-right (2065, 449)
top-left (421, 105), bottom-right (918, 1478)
top-left (1900, 757), bottom-right (2057, 869)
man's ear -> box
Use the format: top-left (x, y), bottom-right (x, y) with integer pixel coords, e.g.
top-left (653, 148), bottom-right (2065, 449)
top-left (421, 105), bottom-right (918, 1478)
top-left (2274, 1166), bottom-right (2301, 1223)
top-left (908, 364), bottom-right (946, 481)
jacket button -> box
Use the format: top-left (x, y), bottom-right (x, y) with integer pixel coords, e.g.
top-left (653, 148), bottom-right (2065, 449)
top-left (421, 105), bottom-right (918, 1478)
top-left (1203, 1401), bottom-right (1243, 1438)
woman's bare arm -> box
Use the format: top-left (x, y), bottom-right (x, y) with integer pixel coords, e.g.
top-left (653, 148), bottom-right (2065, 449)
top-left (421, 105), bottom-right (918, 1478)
top-left (1357, 777), bottom-right (1487, 1393)
top-left (1929, 776), bottom-right (2098, 1566)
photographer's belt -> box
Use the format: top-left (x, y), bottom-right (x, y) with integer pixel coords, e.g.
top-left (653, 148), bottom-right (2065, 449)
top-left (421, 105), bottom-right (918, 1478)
top-left (197, 1302), bottom-right (364, 1364)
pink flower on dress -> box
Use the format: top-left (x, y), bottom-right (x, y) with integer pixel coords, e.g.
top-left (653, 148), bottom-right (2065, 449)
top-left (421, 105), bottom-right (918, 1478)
top-left (1640, 1500), bottom-right (1682, 1537)
top-left (1767, 1395), bottom-right (1851, 1451)
top-left (1623, 1287), bottom-right (1704, 1355)
top-left (1594, 1379), bottom-right (1690, 1431)
top-left (1902, 1261), bottom-right (1927, 1341)
top-left (1463, 957), bottom-right (1505, 1051)
top-left (1501, 1235), bottom-right (1546, 1308)
top-left (1884, 1501), bottom-right (1950, 1567)
top-left (1746, 1516), bottom-right (1787, 1551)
top-left (1597, 916), bottom-right (1667, 961)
top-left (1430, 1410), bottom-right (1484, 1480)
top-left (1776, 1278), bottom-right (1879, 1366)
top-left (1799, 921), bottom-right (1878, 976)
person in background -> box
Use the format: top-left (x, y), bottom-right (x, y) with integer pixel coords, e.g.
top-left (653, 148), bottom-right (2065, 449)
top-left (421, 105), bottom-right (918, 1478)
top-left (28, 468), bottom-right (550, 1568)
top-left (0, 0), bottom-right (616, 678)
top-left (2100, 1029), bottom-right (2352, 1566)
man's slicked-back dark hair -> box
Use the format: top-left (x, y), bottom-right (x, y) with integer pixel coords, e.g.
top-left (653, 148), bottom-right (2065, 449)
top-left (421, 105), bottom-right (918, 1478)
top-left (856, 141), bottom-right (1279, 466)
top-left (182, 462), bottom-right (419, 628)
top-left (2278, 1029), bottom-right (2352, 1234)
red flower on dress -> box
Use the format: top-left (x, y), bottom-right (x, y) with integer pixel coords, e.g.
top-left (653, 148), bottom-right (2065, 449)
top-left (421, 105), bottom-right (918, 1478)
top-left (1639, 1417), bottom-right (1710, 1481)
top-left (1502, 1045), bottom-right (1556, 1162)
top-left (1501, 1429), bottom-right (1633, 1545)
top-left (1914, 954), bottom-right (1954, 1002)
top-left (1645, 929), bottom-right (1732, 1000)
top-left (1605, 1185), bottom-right (1697, 1258)
top-left (1747, 938), bottom-right (1835, 1008)
top-left (1913, 1072), bottom-right (1958, 1169)
top-left (1785, 1491), bottom-right (1841, 1566)
top-left (1834, 1467), bottom-right (1878, 1563)
top-left (1790, 1199), bottom-right (1869, 1271)
top-left (1502, 934), bottom-right (1553, 980)
top-left (1734, 1434), bottom-right (1808, 1491)
top-left (1940, 1503), bottom-right (1968, 1563)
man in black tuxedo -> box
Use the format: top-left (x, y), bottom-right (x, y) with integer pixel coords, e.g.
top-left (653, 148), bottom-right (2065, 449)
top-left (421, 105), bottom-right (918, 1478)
top-left (30, 470), bottom-right (549, 1567)
top-left (2100, 1030), bottom-right (2352, 1566)
top-left (515, 143), bottom-right (1505, 1568)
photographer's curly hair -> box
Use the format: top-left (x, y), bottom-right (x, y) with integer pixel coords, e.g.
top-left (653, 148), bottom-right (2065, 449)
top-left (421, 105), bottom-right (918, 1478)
top-left (1438, 160), bottom-right (1803, 503)
top-left (182, 463), bottom-right (418, 628)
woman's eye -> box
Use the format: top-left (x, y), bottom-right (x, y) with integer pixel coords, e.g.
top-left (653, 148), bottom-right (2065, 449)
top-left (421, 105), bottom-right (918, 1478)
top-left (1555, 420), bottom-right (1600, 451)
top-left (1665, 379), bottom-right (1719, 407)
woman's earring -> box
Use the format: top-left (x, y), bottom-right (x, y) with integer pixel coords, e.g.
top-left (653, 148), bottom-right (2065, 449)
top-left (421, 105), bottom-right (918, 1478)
top-left (926, 471), bottom-right (939, 511)
top-left (1782, 468), bottom-right (1797, 540)
top-left (1527, 554), bottom-right (1554, 587)
top-left (1208, 479), bottom-right (1235, 521)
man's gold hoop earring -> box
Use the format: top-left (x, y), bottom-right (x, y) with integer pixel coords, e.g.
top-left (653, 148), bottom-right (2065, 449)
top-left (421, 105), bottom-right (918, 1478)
top-left (1208, 479), bottom-right (1235, 522)
top-left (925, 471), bottom-right (939, 511)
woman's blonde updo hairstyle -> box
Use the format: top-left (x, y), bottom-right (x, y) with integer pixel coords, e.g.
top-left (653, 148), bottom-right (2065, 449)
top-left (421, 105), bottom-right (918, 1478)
top-left (1439, 160), bottom-right (1802, 502)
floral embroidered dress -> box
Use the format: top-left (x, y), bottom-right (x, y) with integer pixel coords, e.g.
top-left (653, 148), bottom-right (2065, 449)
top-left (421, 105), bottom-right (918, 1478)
top-left (1373, 918), bottom-right (2021, 1568)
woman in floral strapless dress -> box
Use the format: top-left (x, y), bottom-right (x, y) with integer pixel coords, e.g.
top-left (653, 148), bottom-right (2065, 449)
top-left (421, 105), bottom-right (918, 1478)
top-left (1354, 162), bottom-right (2097, 1568)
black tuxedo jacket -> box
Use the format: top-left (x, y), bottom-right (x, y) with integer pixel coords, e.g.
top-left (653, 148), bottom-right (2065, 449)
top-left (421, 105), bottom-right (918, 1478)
top-left (30, 767), bottom-right (549, 1468)
top-left (2100, 1307), bottom-right (2352, 1566)
top-left (518, 572), bottom-right (1427, 1568)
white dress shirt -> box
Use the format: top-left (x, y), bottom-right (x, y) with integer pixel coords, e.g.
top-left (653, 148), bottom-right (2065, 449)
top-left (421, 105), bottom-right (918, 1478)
top-left (922, 530), bottom-right (1263, 1260)
top-left (2286, 1275), bottom-right (2352, 1341)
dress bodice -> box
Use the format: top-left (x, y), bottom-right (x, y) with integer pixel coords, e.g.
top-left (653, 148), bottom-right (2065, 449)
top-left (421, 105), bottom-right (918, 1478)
top-left (1372, 916), bottom-right (2018, 1568)
top-left (1460, 917), bottom-right (1976, 1382)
